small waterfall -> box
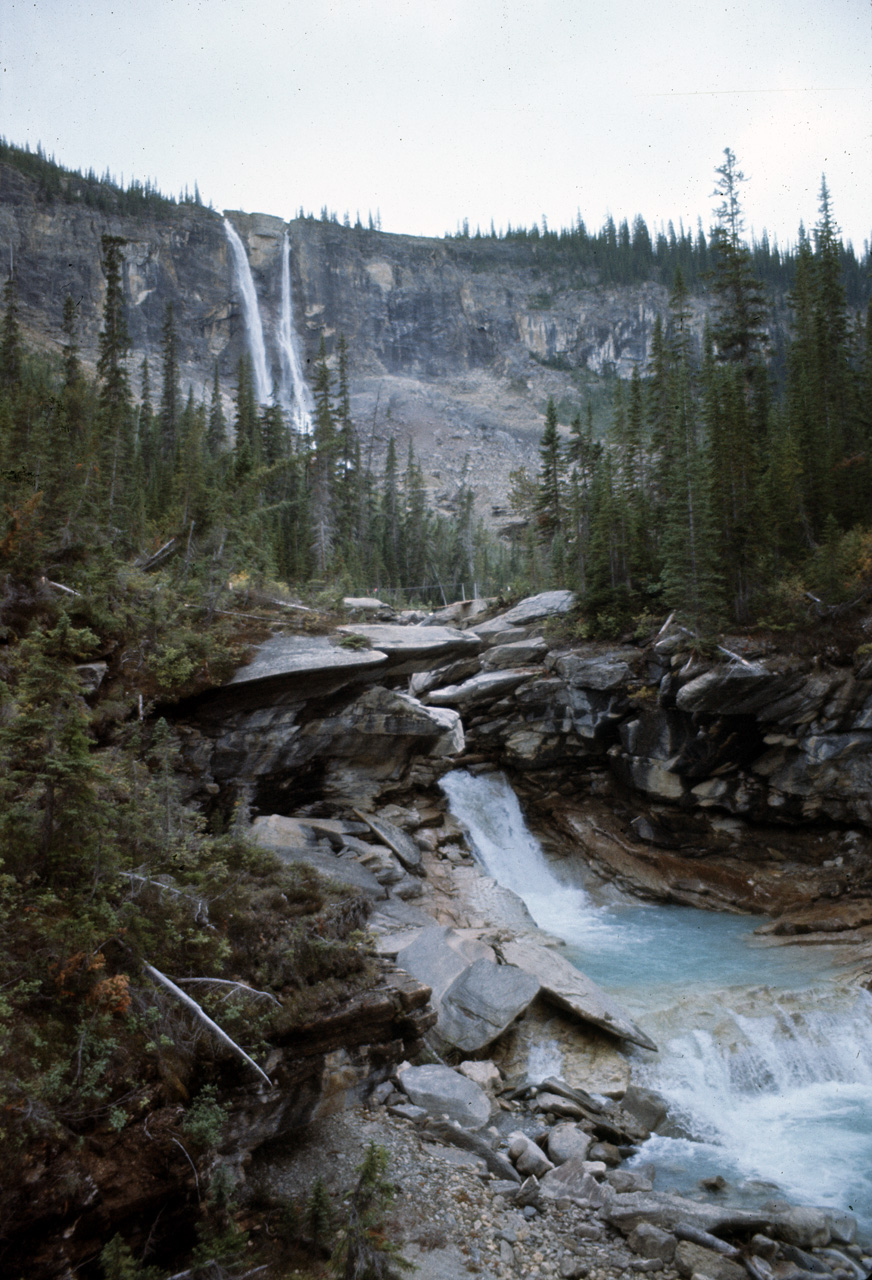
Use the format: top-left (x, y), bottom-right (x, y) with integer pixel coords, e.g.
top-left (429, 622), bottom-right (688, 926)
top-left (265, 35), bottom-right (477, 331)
top-left (439, 769), bottom-right (620, 945)
top-left (440, 768), bottom-right (872, 1233)
top-left (223, 217), bottom-right (272, 404)
top-left (277, 232), bottom-right (314, 436)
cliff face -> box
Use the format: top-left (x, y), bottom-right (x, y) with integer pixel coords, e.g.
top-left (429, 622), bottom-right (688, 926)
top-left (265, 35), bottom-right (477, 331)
top-left (0, 163), bottom-right (698, 511)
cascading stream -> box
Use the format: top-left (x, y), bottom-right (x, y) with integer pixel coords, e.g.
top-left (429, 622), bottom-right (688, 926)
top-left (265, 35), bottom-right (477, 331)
top-left (440, 768), bottom-right (872, 1234)
top-left (278, 232), bottom-right (314, 435)
top-left (223, 217), bottom-right (272, 404)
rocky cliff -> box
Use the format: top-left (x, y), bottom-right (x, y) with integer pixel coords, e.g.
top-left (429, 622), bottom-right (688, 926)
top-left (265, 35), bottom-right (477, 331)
top-left (1, 161), bottom-right (705, 514)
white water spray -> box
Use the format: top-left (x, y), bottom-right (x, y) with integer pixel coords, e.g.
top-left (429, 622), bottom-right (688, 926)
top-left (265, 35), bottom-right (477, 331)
top-left (223, 217), bottom-right (272, 404)
top-left (440, 768), bottom-right (872, 1234)
top-left (278, 232), bottom-right (314, 435)
top-left (439, 769), bottom-right (620, 946)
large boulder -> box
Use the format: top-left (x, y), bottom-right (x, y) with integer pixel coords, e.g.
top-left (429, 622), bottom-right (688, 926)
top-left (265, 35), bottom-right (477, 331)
top-left (397, 1064), bottom-right (491, 1130)
top-left (482, 638), bottom-right (550, 669)
top-left (501, 591), bottom-right (577, 624)
top-left (427, 668), bottom-right (540, 709)
top-left (395, 926), bottom-right (480, 1001)
top-left (553, 650), bottom-right (638, 690)
top-left (355, 810), bottom-right (425, 871)
top-left (230, 633), bottom-right (388, 685)
top-left (500, 939), bottom-right (657, 1051)
top-left (438, 959), bottom-right (540, 1053)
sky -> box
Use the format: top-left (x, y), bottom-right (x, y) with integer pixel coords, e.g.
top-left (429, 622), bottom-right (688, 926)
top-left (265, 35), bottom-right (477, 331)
top-left (3, 0), bottom-right (870, 251)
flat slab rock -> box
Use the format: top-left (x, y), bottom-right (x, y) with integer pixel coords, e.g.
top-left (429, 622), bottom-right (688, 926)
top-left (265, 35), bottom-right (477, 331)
top-left (355, 810), bottom-right (423, 871)
top-left (398, 1063), bottom-right (491, 1130)
top-left (335, 623), bottom-right (481, 659)
top-left (427, 667), bottom-right (541, 708)
top-left (501, 590), bottom-right (577, 624)
top-left (500, 938), bottom-right (657, 1051)
top-left (439, 957), bottom-right (540, 1053)
top-left (229, 633), bottom-right (387, 684)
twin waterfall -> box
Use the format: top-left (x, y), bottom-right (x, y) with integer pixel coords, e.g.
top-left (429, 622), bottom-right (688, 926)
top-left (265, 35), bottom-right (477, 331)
top-left (440, 769), bottom-right (872, 1235)
top-left (223, 218), bottom-right (313, 433)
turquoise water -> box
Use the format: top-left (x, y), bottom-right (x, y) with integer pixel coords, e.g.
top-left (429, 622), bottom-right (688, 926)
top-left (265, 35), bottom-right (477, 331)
top-left (440, 769), bottom-right (872, 1236)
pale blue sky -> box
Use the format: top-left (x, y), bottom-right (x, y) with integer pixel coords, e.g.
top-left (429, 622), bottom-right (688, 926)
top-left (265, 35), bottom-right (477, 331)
top-left (4, 0), bottom-right (870, 249)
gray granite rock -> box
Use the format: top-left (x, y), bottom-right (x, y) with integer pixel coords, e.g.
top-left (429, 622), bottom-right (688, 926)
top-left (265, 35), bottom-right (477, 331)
top-left (230, 633), bottom-right (387, 684)
top-left (501, 591), bottom-right (577, 624)
top-left (355, 810), bottom-right (425, 871)
top-left (482, 638), bottom-right (550, 669)
top-left (439, 959), bottom-right (540, 1053)
top-left (547, 1122), bottom-right (593, 1165)
top-left (427, 668), bottom-right (540, 708)
top-left (398, 1064), bottom-right (491, 1130)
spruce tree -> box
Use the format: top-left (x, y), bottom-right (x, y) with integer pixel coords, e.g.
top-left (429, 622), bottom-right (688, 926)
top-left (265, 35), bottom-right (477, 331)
top-left (535, 396), bottom-right (565, 540)
top-left (709, 149), bottom-right (768, 376)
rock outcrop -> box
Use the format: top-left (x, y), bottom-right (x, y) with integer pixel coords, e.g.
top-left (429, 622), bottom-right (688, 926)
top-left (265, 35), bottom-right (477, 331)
top-left (2, 160), bottom-right (720, 517)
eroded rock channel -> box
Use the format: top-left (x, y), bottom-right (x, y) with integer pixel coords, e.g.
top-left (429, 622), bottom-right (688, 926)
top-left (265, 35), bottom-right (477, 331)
top-left (169, 592), bottom-right (872, 1274)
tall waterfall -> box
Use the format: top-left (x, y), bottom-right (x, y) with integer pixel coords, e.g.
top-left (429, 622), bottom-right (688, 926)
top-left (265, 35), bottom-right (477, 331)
top-left (440, 768), bottom-right (872, 1234)
top-left (277, 232), bottom-right (314, 436)
top-left (223, 217), bottom-right (272, 404)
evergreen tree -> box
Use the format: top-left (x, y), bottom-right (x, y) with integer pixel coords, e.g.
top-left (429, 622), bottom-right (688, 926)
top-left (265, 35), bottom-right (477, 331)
top-left (709, 149), bottom-right (769, 375)
top-left (535, 396), bottom-right (565, 540)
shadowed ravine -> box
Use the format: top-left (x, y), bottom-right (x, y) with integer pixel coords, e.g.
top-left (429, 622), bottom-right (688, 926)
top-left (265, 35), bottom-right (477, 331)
top-left (440, 769), bottom-right (872, 1236)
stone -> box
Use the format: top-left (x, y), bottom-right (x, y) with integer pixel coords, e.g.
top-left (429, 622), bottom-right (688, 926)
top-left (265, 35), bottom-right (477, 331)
top-left (535, 1092), bottom-right (586, 1119)
top-left (547, 1123), bottom-right (593, 1165)
top-left (335, 623), bottom-right (482, 665)
top-left (458, 1060), bottom-right (502, 1091)
top-left (427, 668), bottom-right (540, 708)
top-left (471, 618), bottom-right (538, 647)
top-left (773, 1206), bottom-right (831, 1249)
top-left (343, 596), bottom-right (390, 610)
top-left (515, 1176), bottom-right (542, 1208)
top-left (607, 1169), bottom-right (654, 1193)
top-left (499, 939), bottom-right (658, 1050)
top-left (438, 959), bottom-right (540, 1052)
top-left (675, 663), bottom-right (790, 716)
top-left (397, 1064), bottom-right (492, 1130)
top-left (540, 1158), bottom-right (612, 1207)
top-left (507, 1132), bottom-right (555, 1178)
top-left (673, 1241), bottom-right (745, 1280)
top-left (628, 1223), bottom-right (677, 1262)
top-left (76, 661), bottom-right (108, 693)
top-left (249, 816), bottom-right (387, 898)
top-left (482, 638), bottom-right (550, 668)
top-left (554, 652), bottom-right (635, 690)
top-left (501, 590), bottom-right (577, 624)
top-left (355, 810), bottom-right (425, 871)
top-left (331, 688), bottom-right (464, 762)
top-left (230, 633), bottom-right (388, 684)
top-left (588, 1141), bottom-right (622, 1166)
top-left (395, 926), bottom-right (475, 1001)
top-left (388, 1103), bottom-right (428, 1122)
top-left (620, 1085), bottom-right (670, 1133)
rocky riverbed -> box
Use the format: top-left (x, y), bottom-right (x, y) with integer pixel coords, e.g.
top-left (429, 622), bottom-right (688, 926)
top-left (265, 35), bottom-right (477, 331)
top-left (200, 589), bottom-right (872, 1277)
